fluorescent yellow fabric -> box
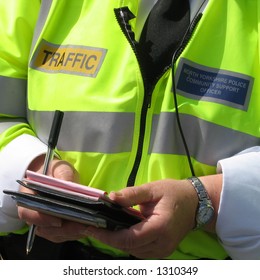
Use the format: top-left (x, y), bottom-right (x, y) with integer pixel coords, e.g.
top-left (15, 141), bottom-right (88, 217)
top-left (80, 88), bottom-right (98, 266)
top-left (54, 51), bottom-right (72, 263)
top-left (1, 0), bottom-right (260, 259)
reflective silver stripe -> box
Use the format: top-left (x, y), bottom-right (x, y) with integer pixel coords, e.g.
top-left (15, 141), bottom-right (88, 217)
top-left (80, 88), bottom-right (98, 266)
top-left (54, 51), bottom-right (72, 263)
top-left (149, 113), bottom-right (260, 166)
top-left (0, 119), bottom-right (27, 134)
top-left (29, 110), bottom-right (259, 164)
top-left (28, 110), bottom-right (135, 153)
top-left (0, 76), bottom-right (27, 117)
top-left (30, 0), bottom-right (53, 54)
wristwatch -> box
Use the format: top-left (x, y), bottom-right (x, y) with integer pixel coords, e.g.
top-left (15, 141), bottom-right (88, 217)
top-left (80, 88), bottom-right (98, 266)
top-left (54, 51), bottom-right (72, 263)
top-left (187, 176), bottom-right (214, 230)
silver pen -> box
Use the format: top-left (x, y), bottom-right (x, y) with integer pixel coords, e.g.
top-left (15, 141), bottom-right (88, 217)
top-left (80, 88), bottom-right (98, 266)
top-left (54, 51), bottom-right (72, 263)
top-left (26, 110), bottom-right (64, 254)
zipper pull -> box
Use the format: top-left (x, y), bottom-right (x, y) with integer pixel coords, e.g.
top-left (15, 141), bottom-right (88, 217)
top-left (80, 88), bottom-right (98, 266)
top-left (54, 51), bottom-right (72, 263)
top-left (147, 92), bottom-right (152, 108)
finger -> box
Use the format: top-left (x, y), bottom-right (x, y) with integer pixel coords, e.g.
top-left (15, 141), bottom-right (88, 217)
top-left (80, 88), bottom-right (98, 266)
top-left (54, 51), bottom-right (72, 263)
top-left (109, 184), bottom-right (160, 208)
top-left (84, 214), bottom-right (164, 252)
top-left (36, 220), bottom-right (88, 243)
top-left (51, 160), bottom-right (80, 182)
top-left (127, 237), bottom-right (175, 259)
top-left (35, 230), bottom-right (84, 243)
top-left (19, 185), bottom-right (34, 194)
top-left (18, 207), bottom-right (62, 227)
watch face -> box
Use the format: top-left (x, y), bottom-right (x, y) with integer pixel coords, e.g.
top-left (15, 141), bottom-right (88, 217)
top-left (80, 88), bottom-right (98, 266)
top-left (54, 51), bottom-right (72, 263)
top-left (197, 204), bottom-right (214, 225)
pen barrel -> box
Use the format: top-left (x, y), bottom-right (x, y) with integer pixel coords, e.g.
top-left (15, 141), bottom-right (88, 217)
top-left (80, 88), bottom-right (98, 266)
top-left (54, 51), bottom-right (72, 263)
top-left (26, 109), bottom-right (64, 254)
top-left (42, 148), bottom-right (54, 175)
top-left (48, 110), bottom-right (64, 148)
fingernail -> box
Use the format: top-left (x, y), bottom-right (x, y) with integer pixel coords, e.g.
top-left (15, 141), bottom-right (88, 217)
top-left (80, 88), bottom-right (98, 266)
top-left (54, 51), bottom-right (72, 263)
top-left (110, 191), bottom-right (123, 197)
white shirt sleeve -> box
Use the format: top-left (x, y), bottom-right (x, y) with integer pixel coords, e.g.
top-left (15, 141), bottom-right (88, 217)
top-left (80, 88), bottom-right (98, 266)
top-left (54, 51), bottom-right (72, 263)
top-left (216, 147), bottom-right (260, 260)
top-left (0, 134), bottom-right (47, 232)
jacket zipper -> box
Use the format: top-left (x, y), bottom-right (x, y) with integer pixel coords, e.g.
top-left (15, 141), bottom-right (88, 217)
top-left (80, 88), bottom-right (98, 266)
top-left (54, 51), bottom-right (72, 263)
top-left (115, 7), bottom-right (153, 186)
top-left (114, 7), bottom-right (152, 106)
top-left (115, 7), bottom-right (202, 186)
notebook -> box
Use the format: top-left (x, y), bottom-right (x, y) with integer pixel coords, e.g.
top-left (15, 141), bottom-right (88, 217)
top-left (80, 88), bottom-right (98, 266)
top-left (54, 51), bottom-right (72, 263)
top-left (4, 170), bottom-right (143, 230)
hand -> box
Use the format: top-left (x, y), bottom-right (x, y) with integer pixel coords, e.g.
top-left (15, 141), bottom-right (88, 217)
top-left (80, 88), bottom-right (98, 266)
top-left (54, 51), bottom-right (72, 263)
top-left (82, 179), bottom-right (199, 259)
top-left (18, 177), bottom-right (198, 257)
top-left (18, 163), bottom-right (221, 258)
top-left (17, 156), bottom-right (87, 241)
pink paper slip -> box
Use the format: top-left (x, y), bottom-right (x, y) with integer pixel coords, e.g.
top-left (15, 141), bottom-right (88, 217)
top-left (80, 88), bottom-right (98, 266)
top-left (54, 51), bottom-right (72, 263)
top-left (26, 170), bottom-right (106, 198)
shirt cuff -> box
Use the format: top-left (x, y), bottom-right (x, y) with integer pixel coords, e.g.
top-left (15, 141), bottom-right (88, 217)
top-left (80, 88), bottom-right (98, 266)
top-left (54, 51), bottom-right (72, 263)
top-left (216, 147), bottom-right (260, 259)
top-left (0, 134), bottom-right (47, 232)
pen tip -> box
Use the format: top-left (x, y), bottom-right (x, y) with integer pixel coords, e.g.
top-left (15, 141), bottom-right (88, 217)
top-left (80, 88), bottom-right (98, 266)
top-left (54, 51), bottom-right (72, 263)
top-left (26, 248), bottom-right (30, 255)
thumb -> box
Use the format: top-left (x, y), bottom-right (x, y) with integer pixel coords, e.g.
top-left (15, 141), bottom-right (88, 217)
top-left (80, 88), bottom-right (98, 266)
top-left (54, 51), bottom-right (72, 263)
top-left (109, 185), bottom-right (156, 208)
top-left (51, 159), bottom-right (80, 182)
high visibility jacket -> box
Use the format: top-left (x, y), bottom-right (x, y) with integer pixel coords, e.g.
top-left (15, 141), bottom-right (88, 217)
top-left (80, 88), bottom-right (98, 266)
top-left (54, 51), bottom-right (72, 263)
top-left (1, 0), bottom-right (260, 259)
